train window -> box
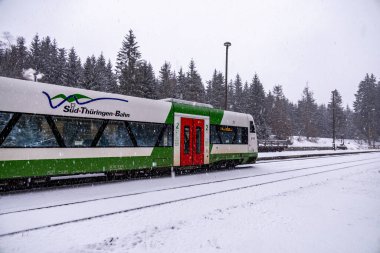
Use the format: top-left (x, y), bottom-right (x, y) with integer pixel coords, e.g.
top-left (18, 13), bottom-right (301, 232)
top-left (0, 112), bottom-right (13, 133)
top-left (157, 125), bottom-right (173, 147)
top-left (97, 121), bottom-right (134, 147)
top-left (129, 122), bottom-right (163, 147)
top-left (53, 117), bottom-right (103, 147)
top-left (218, 126), bottom-right (235, 144)
top-left (196, 126), bottom-right (201, 154)
top-left (210, 125), bottom-right (248, 145)
top-left (210, 125), bottom-right (221, 144)
top-left (233, 127), bottom-right (248, 144)
top-left (2, 114), bottom-right (58, 147)
top-left (250, 121), bottom-right (255, 133)
top-left (184, 126), bottom-right (190, 154)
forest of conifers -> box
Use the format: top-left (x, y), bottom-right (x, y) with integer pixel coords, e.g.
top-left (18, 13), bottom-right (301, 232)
top-left (0, 30), bottom-right (379, 145)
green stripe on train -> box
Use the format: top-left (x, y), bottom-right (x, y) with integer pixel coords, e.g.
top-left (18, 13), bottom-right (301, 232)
top-left (0, 148), bottom-right (173, 179)
top-left (0, 149), bottom-right (257, 179)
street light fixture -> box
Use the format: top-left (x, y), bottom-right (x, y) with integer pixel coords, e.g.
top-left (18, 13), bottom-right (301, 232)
top-left (224, 42), bottom-right (231, 110)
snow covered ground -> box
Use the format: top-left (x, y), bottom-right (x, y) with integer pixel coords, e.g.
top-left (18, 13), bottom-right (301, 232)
top-left (290, 136), bottom-right (374, 150)
top-left (0, 152), bottom-right (379, 253)
top-left (258, 149), bottom-right (379, 159)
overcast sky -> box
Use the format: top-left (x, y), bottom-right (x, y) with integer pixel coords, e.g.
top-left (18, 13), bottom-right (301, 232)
top-left (1, 0), bottom-right (379, 106)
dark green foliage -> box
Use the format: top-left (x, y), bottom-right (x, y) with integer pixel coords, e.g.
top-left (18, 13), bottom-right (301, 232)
top-left (158, 62), bottom-right (176, 99)
top-left (248, 74), bottom-right (268, 138)
top-left (206, 70), bottom-right (225, 109)
top-left (270, 85), bottom-right (292, 139)
top-left (298, 86), bottom-right (318, 139)
top-left (181, 59), bottom-right (205, 103)
top-left (104, 60), bottom-right (118, 93)
top-left (315, 104), bottom-right (330, 138)
top-left (233, 74), bottom-right (243, 112)
top-left (135, 61), bottom-right (157, 99)
top-left (176, 68), bottom-right (186, 99)
top-left (82, 55), bottom-right (97, 90)
top-left (65, 47), bottom-right (83, 87)
top-left (0, 30), bottom-right (377, 145)
top-left (328, 89), bottom-right (346, 139)
top-left (0, 36), bottom-right (28, 79)
top-left (353, 74), bottom-right (379, 145)
top-left (116, 30), bottom-right (142, 96)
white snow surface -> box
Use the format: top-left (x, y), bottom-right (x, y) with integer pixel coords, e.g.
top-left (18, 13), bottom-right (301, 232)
top-left (0, 152), bottom-right (380, 253)
top-left (290, 136), bottom-right (372, 149)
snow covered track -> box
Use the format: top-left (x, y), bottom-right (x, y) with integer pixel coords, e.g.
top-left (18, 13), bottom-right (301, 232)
top-left (0, 153), bottom-right (379, 241)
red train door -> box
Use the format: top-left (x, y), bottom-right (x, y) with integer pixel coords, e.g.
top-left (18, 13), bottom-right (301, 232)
top-left (180, 118), bottom-right (204, 166)
top-left (192, 119), bottom-right (204, 165)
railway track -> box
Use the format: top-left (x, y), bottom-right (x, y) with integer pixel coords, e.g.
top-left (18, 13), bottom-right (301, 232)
top-left (0, 155), bottom-right (379, 238)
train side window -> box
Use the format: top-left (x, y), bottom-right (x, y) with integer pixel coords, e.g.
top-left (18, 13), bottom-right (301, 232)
top-left (157, 125), bottom-right (173, 147)
top-left (0, 112), bottom-right (13, 134)
top-left (97, 120), bottom-right (134, 147)
top-left (250, 121), bottom-right (256, 133)
top-left (218, 126), bottom-right (235, 144)
top-left (242, 128), bottom-right (248, 144)
top-left (2, 114), bottom-right (58, 147)
top-left (53, 117), bottom-right (103, 147)
top-left (211, 125), bottom-right (248, 145)
top-left (210, 125), bottom-right (221, 144)
top-left (129, 122), bottom-right (163, 147)
top-left (233, 127), bottom-right (248, 144)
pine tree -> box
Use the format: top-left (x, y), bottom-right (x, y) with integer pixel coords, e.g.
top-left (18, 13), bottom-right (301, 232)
top-left (176, 68), bottom-right (186, 99)
top-left (328, 89), bottom-right (346, 139)
top-left (248, 74), bottom-right (268, 138)
top-left (82, 55), bottom-right (97, 90)
top-left (240, 82), bottom-right (250, 113)
top-left (4, 45), bottom-right (18, 78)
top-left (353, 73), bottom-right (378, 145)
top-left (135, 61), bottom-right (157, 99)
top-left (343, 105), bottom-right (358, 139)
top-left (270, 85), bottom-right (292, 139)
top-left (95, 53), bottom-right (107, 91)
top-left (28, 34), bottom-right (42, 81)
top-left (116, 30), bottom-right (141, 96)
top-left (65, 47), bottom-right (83, 87)
top-left (298, 86), bottom-right (318, 139)
top-left (183, 59), bottom-right (205, 102)
top-left (158, 62), bottom-right (175, 98)
top-left (376, 81), bottom-right (380, 140)
top-left (39, 36), bottom-right (53, 83)
top-left (104, 60), bottom-right (118, 93)
top-left (14, 37), bottom-right (28, 79)
top-left (315, 104), bottom-right (330, 138)
top-left (54, 48), bottom-right (67, 85)
top-left (206, 70), bottom-right (225, 109)
top-left (233, 74), bottom-right (243, 112)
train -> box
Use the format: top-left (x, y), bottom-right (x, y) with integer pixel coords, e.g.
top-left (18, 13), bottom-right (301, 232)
top-left (0, 76), bottom-right (258, 186)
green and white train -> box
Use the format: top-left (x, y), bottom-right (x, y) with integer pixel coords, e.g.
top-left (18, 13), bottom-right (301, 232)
top-left (0, 77), bottom-right (258, 184)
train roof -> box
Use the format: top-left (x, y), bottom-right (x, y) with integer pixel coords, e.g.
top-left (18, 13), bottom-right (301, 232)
top-left (0, 77), bottom-right (253, 125)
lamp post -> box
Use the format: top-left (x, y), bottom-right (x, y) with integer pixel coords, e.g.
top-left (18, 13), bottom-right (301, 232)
top-left (224, 42), bottom-right (231, 110)
top-left (332, 90), bottom-right (336, 151)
